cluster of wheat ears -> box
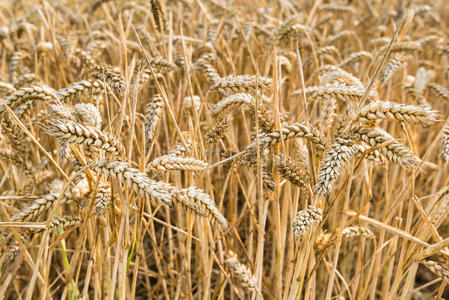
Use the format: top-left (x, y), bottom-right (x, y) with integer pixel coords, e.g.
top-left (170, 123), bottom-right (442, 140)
top-left (2, 0), bottom-right (449, 299)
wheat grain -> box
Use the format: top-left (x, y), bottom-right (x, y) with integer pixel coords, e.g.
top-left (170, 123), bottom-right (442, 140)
top-left (262, 167), bottom-right (275, 191)
top-left (183, 96), bottom-right (201, 111)
top-left (9, 51), bottom-right (27, 81)
top-left (151, 0), bottom-right (167, 32)
top-left (167, 140), bottom-right (192, 157)
top-left (319, 4), bottom-right (354, 13)
top-left (194, 56), bottom-right (220, 86)
top-left (0, 82), bottom-right (15, 95)
top-left (1, 233), bottom-right (29, 272)
top-left (427, 186), bottom-right (449, 226)
top-left (315, 231), bottom-right (334, 252)
top-left (48, 104), bottom-right (75, 121)
top-left (211, 93), bottom-right (254, 119)
top-left (441, 125), bottom-right (449, 162)
top-left (266, 14), bottom-right (300, 49)
top-left (147, 56), bottom-right (177, 73)
top-left (73, 48), bottom-right (97, 68)
top-left (325, 30), bottom-right (356, 45)
top-left (318, 65), bottom-right (364, 88)
top-left (12, 73), bottom-right (41, 89)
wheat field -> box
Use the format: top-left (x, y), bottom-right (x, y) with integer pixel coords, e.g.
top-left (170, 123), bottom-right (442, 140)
top-left (1, 0), bottom-right (449, 299)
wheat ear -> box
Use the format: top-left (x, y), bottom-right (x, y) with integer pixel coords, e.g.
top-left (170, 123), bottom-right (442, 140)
top-left (355, 101), bottom-right (437, 126)
top-left (175, 187), bottom-right (229, 230)
top-left (88, 64), bottom-right (126, 95)
top-left (144, 93), bottom-right (164, 145)
top-left (421, 260), bottom-right (449, 284)
top-left (225, 251), bottom-right (262, 297)
top-left (48, 119), bottom-right (124, 156)
top-left (342, 226), bottom-right (374, 239)
top-left (91, 158), bottom-right (175, 206)
top-left (11, 192), bottom-right (73, 222)
top-left (95, 182), bottom-right (112, 216)
top-left (208, 75), bottom-right (273, 95)
top-left (56, 80), bottom-right (104, 103)
top-left (248, 122), bottom-right (325, 151)
top-left (148, 155), bottom-right (208, 172)
top-left (315, 138), bottom-right (359, 196)
top-left (293, 206), bottom-right (323, 237)
top-left (352, 127), bottom-right (418, 168)
top-left (274, 154), bottom-right (308, 188)
top-left (37, 216), bottom-right (82, 233)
